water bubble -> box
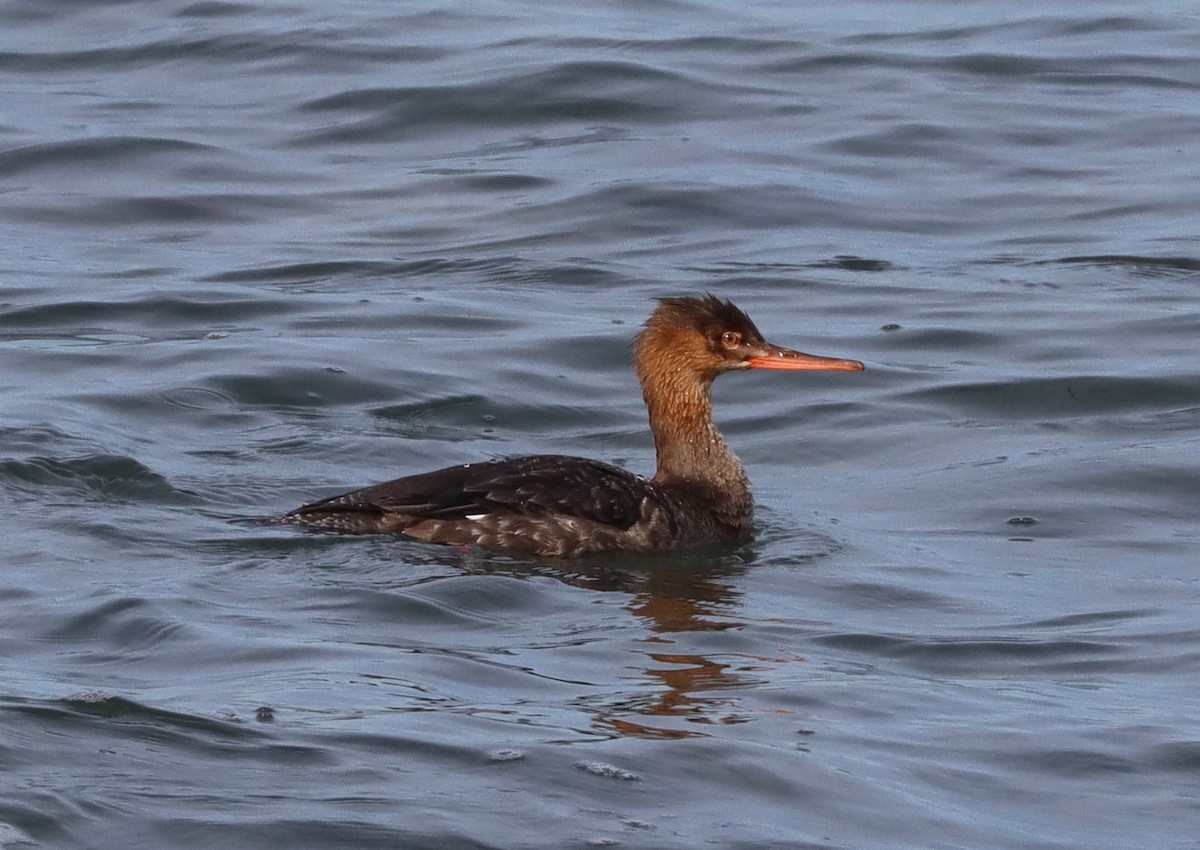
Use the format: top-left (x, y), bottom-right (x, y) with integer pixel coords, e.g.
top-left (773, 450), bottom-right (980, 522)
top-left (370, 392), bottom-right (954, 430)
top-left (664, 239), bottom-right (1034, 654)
top-left (575, 761), bottom-right (641, 781)
top-left (488, 748), bottom-right (524, 762)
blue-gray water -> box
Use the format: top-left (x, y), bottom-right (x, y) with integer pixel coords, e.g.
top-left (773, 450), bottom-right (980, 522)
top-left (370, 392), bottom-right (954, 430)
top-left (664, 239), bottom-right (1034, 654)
top-left (2, 1), bottom-right (1199, 848)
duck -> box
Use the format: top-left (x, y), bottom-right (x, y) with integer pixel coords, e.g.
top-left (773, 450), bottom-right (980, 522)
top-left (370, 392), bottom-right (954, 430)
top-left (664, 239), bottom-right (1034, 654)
top-left (280, 295), bottom-right (863, 557)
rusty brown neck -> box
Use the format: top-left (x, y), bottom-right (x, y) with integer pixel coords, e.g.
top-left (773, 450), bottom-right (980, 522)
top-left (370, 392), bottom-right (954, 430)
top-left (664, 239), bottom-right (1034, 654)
top-left (635, 354), bottom-right (750, 497)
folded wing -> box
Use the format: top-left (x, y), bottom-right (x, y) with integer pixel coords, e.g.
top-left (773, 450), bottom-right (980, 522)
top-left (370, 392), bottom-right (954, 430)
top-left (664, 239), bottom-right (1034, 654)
top-left (286, 454), bottom-right (650, 532)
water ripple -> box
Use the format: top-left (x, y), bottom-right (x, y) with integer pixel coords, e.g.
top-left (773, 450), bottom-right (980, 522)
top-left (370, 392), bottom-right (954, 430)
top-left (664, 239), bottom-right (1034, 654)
top-left (3, 3), bottom-right (1199, 849)
top-left (0, 453), bottom-right (191, 504)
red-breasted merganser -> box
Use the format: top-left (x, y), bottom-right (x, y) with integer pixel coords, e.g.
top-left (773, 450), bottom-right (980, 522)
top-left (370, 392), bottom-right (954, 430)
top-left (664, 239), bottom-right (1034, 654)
top-left (281, 295), bottom-right (864, 557)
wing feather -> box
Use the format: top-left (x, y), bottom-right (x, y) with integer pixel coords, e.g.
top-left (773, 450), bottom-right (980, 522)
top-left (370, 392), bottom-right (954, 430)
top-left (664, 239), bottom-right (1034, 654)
top-left (287, 455), bottom-right (650, 531)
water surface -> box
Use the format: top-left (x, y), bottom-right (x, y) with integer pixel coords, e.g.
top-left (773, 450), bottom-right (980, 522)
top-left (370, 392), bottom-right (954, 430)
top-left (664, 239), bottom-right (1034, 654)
top-left (2, 1), bottom-right (1199, 848)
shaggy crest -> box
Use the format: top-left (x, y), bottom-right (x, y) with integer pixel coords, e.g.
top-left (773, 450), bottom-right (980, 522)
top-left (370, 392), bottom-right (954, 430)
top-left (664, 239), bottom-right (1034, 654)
top-left (646, 294), bottom-right (765, 346)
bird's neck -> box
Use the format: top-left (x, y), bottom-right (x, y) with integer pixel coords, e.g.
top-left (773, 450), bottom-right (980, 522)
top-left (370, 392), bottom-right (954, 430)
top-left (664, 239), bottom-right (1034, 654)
top-left (639, 364), bottom-right (748, 492)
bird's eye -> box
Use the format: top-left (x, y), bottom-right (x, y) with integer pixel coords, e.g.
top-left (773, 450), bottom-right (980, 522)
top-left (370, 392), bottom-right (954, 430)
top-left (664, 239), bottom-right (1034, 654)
top-left (720, 331), bottom-right (741, 348)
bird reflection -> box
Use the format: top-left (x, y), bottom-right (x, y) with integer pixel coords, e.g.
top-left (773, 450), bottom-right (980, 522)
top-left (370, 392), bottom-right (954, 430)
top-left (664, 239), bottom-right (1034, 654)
top-left (458, 546), bottom-right (763, 738)
top-left (461, 546), bottom-right (749, 632)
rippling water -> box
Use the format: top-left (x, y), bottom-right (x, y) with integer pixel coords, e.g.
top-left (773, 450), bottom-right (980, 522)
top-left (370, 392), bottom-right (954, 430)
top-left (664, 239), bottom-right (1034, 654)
top-left (2, 1), bottom-right (1199, 848)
